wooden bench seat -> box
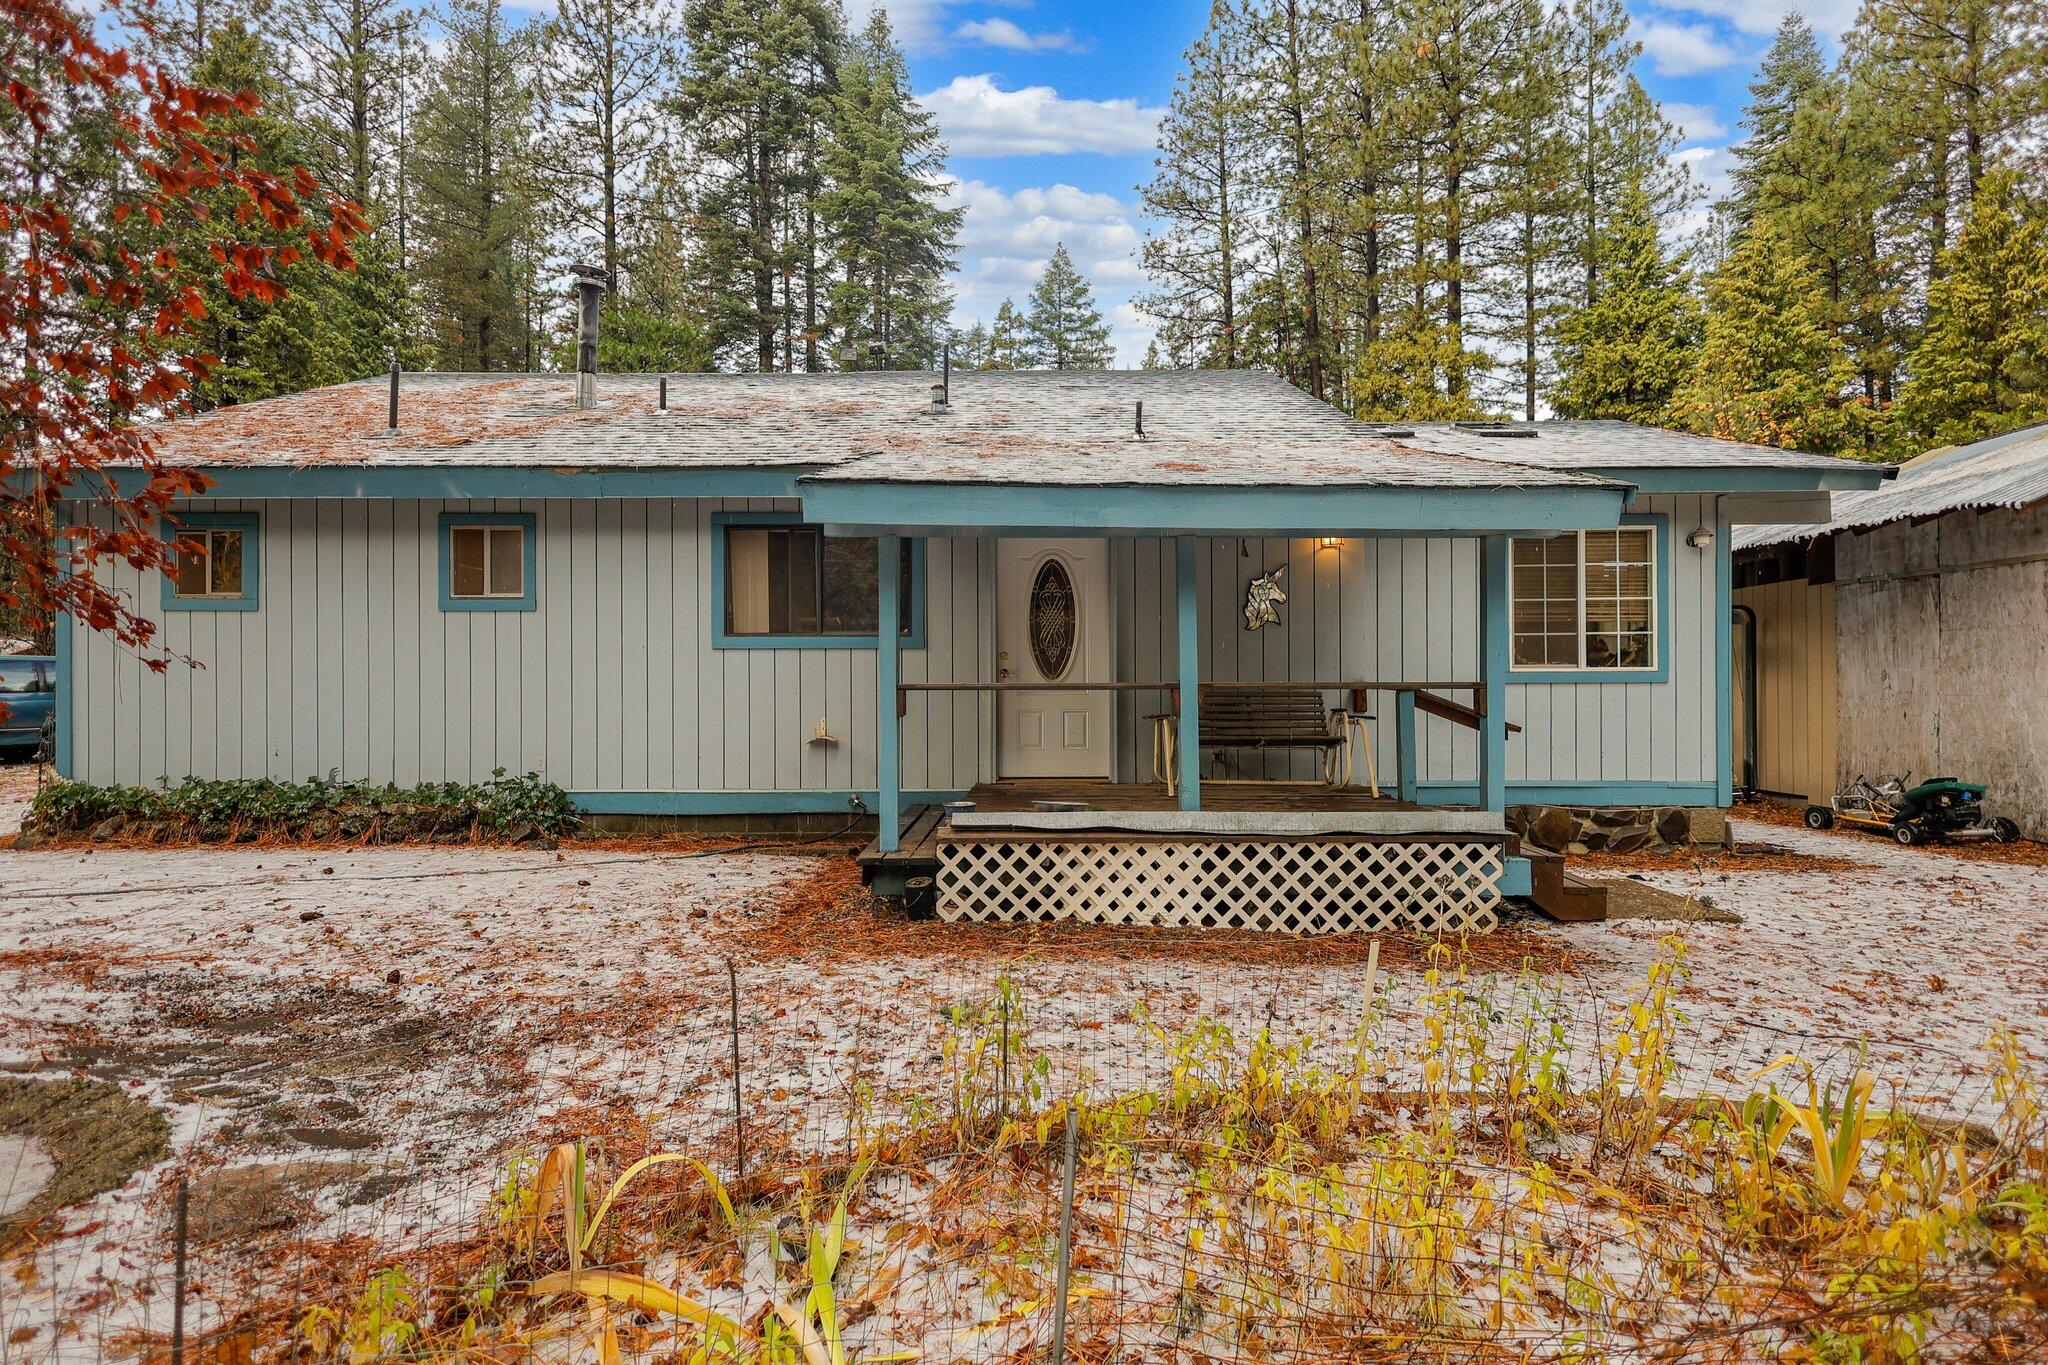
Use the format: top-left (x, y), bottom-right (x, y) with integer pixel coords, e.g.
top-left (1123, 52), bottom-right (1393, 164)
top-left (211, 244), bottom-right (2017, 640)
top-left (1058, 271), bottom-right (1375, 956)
top-left (1149, 685), bottom-right (1377, 794)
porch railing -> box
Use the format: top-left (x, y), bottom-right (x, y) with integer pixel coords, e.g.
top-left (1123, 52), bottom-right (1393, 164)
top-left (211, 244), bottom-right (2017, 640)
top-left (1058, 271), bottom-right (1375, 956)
top-left (892, 680), bottom-right (1517, 803)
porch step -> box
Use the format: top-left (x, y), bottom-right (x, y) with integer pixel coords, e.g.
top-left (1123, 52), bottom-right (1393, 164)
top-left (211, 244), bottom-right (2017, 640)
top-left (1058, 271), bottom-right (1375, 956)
top-left (856, 806), bottom-right (944, 886)
top-left (1521, 848), bottom-right (1609, 922)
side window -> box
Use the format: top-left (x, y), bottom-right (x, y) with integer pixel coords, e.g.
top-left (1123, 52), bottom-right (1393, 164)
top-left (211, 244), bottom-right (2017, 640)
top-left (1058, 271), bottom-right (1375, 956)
top-left (440, 514), bottom-right (537, 611)
top-left (162, 513), bottom-right (260, 611)
top-left (1510, 525), bottom-right (1659, 673)
top-left (722, 522), bottom-right (915, 642)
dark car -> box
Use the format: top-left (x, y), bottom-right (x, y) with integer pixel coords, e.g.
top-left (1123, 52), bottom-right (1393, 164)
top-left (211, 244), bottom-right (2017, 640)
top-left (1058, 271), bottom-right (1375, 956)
top-left (0, 655), bottom-right (56, 760)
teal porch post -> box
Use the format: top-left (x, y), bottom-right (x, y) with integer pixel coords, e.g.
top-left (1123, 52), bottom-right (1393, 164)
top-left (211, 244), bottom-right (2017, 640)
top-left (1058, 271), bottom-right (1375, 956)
top-left (1175, 536), bottom-right (1201, 811)
top-left (1479, 534), bottom-right (1509, 813)
top-left (1395, 690), bottom-right (1417, 803)
top-left (877, 533), bottom-right (903, 851)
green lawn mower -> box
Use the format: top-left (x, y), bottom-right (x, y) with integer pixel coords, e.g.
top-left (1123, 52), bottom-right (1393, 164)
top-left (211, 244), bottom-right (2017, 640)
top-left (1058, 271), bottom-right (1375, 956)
top-left (1805, 774), bottom-right (2022, 846)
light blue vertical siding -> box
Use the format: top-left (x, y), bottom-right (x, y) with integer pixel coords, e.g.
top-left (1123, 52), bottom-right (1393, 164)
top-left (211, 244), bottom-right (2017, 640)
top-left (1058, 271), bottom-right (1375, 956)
top-left (1111, 495), bottom-right (1721, 791)
top-left (65, 494), bottom-right (1718, 801)
top-left (64, 496), bottom-right (997, 795)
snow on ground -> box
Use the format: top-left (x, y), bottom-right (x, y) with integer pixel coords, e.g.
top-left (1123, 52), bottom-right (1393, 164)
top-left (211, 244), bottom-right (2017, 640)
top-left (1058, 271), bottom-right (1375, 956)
top-left (0, 762), bottom-right (41, 838)
top-left (0, 816), bottom-right (2043, 1357)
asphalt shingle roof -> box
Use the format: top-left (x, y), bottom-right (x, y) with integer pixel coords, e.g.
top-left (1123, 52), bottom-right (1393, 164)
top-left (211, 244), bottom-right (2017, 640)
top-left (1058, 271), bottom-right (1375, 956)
top-left (1392, 419), bottom-right (1871, 474)
top-left (144, 369), bottom-right (1866, 493)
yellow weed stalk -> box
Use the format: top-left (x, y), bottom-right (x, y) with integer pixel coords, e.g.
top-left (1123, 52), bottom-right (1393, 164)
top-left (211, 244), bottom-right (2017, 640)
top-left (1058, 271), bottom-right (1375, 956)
top-left (1750, 1057), bottom-right (1881, 1210)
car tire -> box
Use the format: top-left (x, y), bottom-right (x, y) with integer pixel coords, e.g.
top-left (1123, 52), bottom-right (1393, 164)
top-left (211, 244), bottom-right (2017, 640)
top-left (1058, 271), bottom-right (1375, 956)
top-left (1892, 822), bottom-right (1922, 846)
top-left (1991, 817), bottom-right (2021, 844)
top-left (1804, 806), bottom-right (1834, 830)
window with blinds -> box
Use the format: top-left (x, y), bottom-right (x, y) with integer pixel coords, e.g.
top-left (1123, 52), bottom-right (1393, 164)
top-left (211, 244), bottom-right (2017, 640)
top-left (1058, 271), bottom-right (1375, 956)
top-left (1510, 527), bottom-right (1656, 671)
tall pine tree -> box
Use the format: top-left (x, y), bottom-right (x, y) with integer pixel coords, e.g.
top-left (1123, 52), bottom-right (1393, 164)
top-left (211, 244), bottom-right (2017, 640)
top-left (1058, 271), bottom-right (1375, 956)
top-left (817, 11), bottom-right (961, 370)
top-left (1023, 244), bottom-right (1115, 370)
top-left (1673, 221), bottom-right (1859, 451)
top-left (1551, 179), bottom-right (1700, 423)
top-left (1898, 173), bottom-right (2048, 444)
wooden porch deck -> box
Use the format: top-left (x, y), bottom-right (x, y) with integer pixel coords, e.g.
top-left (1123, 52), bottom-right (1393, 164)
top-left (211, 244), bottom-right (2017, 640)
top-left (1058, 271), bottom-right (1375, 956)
top-left (855, 779), bottom-right (1605, 924)
top-left (860, 780), bottom-right (1442, 879)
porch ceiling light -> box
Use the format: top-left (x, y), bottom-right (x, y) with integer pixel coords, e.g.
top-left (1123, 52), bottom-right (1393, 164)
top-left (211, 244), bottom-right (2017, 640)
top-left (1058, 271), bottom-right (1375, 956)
top-left (1319, 536), bottom-right (1343, 550)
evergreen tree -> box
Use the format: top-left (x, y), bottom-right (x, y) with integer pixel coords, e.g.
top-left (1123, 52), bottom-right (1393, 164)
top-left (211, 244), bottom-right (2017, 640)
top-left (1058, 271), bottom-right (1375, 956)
top-left (1898, 174), bottom-right (2048, 445)
top-left (948, 320), bottom-right (992, 369)
top-left (539, 0), bottom-right (678, 290)
top-left (1672, 221), bottom-right (1859, 451)
top-left (676, 0), bottom-right (842, 371)
top-left (284, 0), bottom-right (410, 212)
top-left (178, 21), bottom-right (394, 405)
top-left (1243, 0), bottom-right (1337, 397)
top-left (817, 11), bottom-right (961, 370)
top-left (1551, 180), bottom-right (1700, 423)
top-left (1139, 5), bottom-right (1258, 369)
top-left (985, 298), bottom-right (1030, 369)
top-left (410, 0), bottom-right (543, 371)
top-left (1725, 15), bottom-right (1829, 226)
top-left (1022, 245), bottom-right (1115, 369)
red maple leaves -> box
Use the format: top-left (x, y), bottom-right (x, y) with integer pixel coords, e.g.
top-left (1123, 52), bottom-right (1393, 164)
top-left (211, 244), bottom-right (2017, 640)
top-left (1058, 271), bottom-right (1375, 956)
top-left (2, 0), bottom-right (364, 667)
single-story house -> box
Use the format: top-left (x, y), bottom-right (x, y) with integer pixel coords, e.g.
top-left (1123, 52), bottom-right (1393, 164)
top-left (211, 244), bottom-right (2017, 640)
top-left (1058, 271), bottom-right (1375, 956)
top-left (1733, 420), bottom-right (2048, 836)
top-left (55, 343), bottom-right (1885, 930)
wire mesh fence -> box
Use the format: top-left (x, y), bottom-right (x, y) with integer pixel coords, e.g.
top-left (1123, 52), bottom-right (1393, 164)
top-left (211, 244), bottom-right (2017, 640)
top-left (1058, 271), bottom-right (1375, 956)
top-left (3, 933), bottom-right (2045, 1363)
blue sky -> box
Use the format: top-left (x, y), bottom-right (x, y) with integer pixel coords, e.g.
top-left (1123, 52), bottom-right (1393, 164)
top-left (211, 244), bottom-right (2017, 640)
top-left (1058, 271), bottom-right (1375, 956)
top-left (864, 0), bottom-right (1861, 363)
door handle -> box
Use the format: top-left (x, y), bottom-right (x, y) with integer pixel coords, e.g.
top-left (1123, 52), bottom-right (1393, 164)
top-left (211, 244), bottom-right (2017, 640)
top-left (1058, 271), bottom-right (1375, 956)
top-left (998, 666), bottom-right (1014, 679)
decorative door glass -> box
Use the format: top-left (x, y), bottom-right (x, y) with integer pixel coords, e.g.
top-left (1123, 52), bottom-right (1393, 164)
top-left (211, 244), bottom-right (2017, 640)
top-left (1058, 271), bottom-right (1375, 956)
top-left (1029, 559), bottom-right (1077, 679)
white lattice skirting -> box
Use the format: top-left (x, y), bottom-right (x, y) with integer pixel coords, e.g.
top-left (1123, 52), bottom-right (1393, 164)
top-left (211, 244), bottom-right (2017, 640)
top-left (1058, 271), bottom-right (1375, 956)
top-left (937, 838), bottom-right (1503, 935)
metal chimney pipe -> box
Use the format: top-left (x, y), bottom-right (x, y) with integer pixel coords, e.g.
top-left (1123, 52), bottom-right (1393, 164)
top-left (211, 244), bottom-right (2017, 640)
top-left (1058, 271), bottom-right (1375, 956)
top-left (942, 345), bottom-right (951, 406)
top-left (1135, 400), bottom-right (1144, 438)
top-left (571, 264), bottom-right (608, 408)
top-left (387, 360), bottom-right (400, 432)
top-left (659, 376), bottom-right (668, 410)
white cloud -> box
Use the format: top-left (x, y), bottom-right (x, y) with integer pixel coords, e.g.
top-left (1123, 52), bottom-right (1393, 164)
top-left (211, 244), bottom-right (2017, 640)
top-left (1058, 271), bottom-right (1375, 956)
top-left (842, 0), bottom-right (958, 53)
top-left (1639, 20), bottom-right (1740, 75)
top-left (1662, 101), bottom-right (1728, 144)
top-left (956, 17), bottom-right (1084, 52)
top-left (942, 179), bottom-right (1151, 363)
top-left (1651, 0), bottom-right (1860, 39)
top-left (916, 75), bottom-right (1164, 157)
top-left (1671, 144), bottom-right (1738, 201)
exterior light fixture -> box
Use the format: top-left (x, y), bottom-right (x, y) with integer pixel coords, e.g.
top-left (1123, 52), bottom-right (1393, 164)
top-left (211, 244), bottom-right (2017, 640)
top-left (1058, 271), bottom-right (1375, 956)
top-left (1686, 527), bottom-right (1715, 550)
top-left (1319, 536), bottom-right (1342, 550)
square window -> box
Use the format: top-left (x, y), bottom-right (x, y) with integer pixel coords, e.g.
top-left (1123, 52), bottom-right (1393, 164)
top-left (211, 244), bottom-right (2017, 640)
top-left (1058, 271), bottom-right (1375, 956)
top-left (1508, 526), bottom-right (1658, 672)
top-left (441, 516), bottom-right (535, 610)
top-left (164, 516), bottom-right (258, 610)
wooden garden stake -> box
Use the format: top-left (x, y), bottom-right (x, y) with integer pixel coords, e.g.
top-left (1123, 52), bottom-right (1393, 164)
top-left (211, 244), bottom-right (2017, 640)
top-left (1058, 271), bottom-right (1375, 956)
top-left (1050, 1107), bottom-right (1079, 1364)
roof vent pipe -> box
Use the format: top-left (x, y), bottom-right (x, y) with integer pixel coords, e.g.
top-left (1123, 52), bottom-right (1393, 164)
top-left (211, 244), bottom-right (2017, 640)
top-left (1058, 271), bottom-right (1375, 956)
top-left (571, 264), bottom-right (608, 409)
top-left (1135, 400), bottom-right (1145, 439)
top-left (386, 359), bottom-right (400, 433)
top-left (659, 375), bottom-right (668, 410)
top-left (942, 344), bottom-right (951, 406)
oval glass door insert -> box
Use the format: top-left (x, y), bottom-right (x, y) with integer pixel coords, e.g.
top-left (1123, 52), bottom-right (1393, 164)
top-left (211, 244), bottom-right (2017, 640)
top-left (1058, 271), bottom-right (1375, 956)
top-left (1029, 559), bottom-right (1078, 679)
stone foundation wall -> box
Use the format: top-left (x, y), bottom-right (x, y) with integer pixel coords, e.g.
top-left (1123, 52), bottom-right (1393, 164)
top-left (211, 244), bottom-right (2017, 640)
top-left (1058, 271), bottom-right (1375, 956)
top-left (1507, 804), bottom-right (1730, 855)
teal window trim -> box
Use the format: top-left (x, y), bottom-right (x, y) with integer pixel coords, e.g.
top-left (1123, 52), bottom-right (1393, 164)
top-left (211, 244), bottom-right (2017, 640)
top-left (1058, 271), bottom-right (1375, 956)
top-left (711, 511), bottom-right (926, 650)
top-left (438, 512), bottom-right (537, 612)
top-left (160, 511), bottom-right (259, 612)
top-left (1507, 512), bottom-right (1670, 684)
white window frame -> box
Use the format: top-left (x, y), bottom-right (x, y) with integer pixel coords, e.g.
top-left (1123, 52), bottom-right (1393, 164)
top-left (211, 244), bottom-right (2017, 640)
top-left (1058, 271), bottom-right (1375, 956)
top-left (172, 527), bottom-right (248, 600)
top-left (1509, 527), bottom-right (1659, 674)
top-left (447, 523), bottom-right (527, 601)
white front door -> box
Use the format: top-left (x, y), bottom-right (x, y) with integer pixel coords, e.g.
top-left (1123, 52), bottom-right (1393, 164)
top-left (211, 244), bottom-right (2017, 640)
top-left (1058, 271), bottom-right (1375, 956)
top-left (996, 538), bottom-right (1113, 778)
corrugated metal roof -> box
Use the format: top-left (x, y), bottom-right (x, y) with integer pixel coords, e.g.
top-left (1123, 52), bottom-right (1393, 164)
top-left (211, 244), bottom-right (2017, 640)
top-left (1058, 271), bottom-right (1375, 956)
top-left (1732, 420), bottom-right (2048, 550)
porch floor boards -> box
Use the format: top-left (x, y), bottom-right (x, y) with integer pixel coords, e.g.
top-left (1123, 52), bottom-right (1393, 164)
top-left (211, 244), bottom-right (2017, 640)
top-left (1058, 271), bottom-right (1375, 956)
top-left (856, 780), bottom-right (1427, 880)
top-left (960, 779), bottom-right (1424, 814)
